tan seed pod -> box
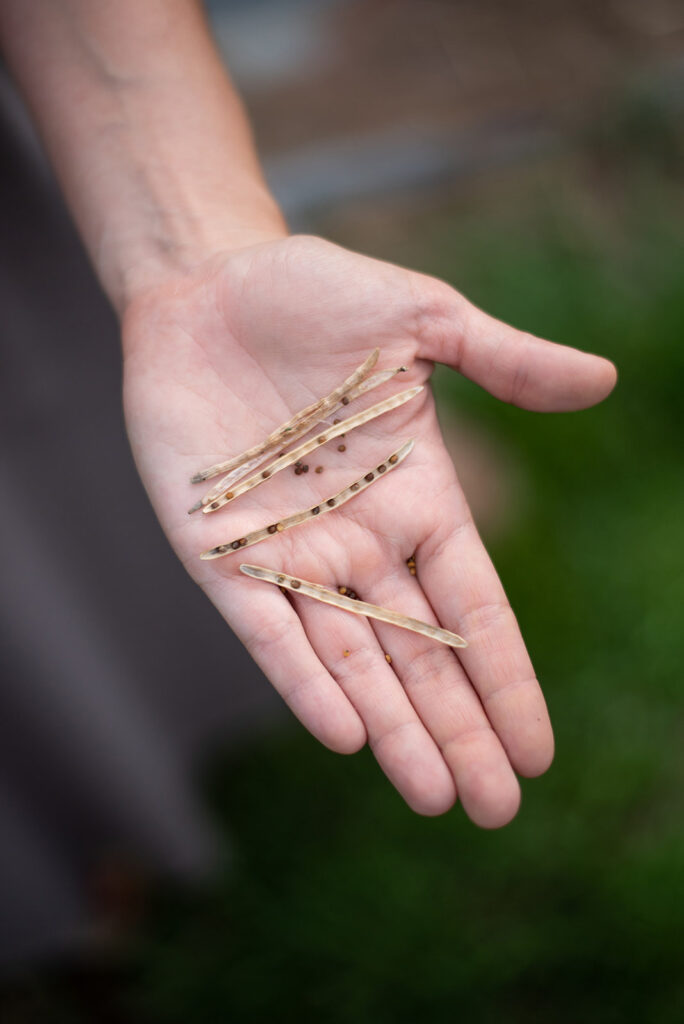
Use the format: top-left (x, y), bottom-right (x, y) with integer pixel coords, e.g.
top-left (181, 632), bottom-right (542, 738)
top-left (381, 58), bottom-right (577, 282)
top-left (238, 564), bottom-right (468, 649)
top-left (200, 440), bottom-right (414, 559)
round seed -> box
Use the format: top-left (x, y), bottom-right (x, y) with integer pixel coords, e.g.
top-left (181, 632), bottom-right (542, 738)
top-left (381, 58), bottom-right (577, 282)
top-left (364, 472), bottom-right (374, 482)
top-left (276, 523), bottom-right (284, 532)
top-left (338, 586), bottom-right (347, 595)
top-left (341, 396), bottom-right (350, 406)
top-left (315, 466), bottom-right (324, 474)
top-left (385, 653), bottom-right (392, 664)
top-left (377, 464), bottom-right (386, 473)
top-left (326, 498), bottom-right (336, 507)
top-left (388, 454), bottom-right (399, 464)
top-left (267, 525), bottom-right (278, 534)
top-left (317, 436), bottom-right (326, 444)
top-left (302, 465), bottom-right (309, 473)
top-left (291, 579), bottom-right (301, 590)
top-left (225, 492), bottom-right (234, 500)
top-left (333, 418), bottom-right (341, 425)
top-left (350, 483), bottom-right (360, 492)
top-left (210, 502), bottom-right (220, 510)
top-left (238, 538), bottom-right (248, 547)
top-left (231, 540), bottom-right (241, 550)
top-left (311, 506), bottom-right (320, 515)
top-left (337, 444), bottom-right (346, 452)
top-left (343, 649), bottom-right (350, 657)
top-left (261, 470), bottom-right (270, 479)
top-left (277, 575), bottom-right (285, 583)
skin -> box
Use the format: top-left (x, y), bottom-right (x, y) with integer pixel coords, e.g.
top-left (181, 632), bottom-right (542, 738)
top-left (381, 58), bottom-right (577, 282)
top-left (0, 0), bottom-right (617, 827)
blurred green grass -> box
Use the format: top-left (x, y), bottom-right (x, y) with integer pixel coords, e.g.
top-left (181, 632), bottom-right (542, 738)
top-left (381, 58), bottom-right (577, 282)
top-left (117, 161), bottom-right (684, 1023)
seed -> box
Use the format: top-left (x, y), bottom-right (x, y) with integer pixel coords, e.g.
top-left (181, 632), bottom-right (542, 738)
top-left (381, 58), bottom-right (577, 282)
top-left (333, 418), bottom-right (341, 425)
top-left (302, 464), bottom-right (309, 473)
top-left (389, 454), bottom-right (399, 464)
top-left (364, 473), bottom-right (374, 482)
top-left (341, 396), bottom-right (350, 405)
top-left (317, 436), bottom-right (326, 444)
top-left (385, 653), bottom-right (392, 664)
top-left (210, 502), bottom-right (220, 510)
top-left (338, 444), bottom-right (346, 452)
top-left (215, 545), bottom-right (228, 554)
top-left (277, 575), bottom-right (285, 583)
top-left (350, 483), bottom-right (360, 492)
top-left (311, 506), bottom-right (321, 515)
top-left (338, 586), bottom-right (347, 595)
top-left (343, 649), bottom-right (350, 657)
top-left (294, 467), bottom-right (301, 475)
top-left (238, 538), bottom-right (247, 547)
top-left (261, 470), bottom-right (270, 479)
top-left (315, 466), bottom-right (324, 474)
top-left (231, 540), bottom-right (241, 550)
top-left (291, 579), bottom-right (301, 590)
top-left (225, 492), bottom-right (234, 500)
top-left (267, 525), bottom-right (278, 534)
top-left (377, 464), bottom-right (386, 473)
top-left (409, 567), bottom-right (417, 576)
top-left (275, 523), bottom-right (284, 532)
top-left (326, 498), bottom-right (336, 507)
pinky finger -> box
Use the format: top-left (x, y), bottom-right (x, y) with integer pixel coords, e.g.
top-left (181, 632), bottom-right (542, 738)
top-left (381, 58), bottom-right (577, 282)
top-left (211, 578), bottom-right (367, 754)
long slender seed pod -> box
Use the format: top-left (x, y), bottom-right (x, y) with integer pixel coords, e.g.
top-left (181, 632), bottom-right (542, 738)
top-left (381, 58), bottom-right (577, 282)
top-left (189, 364), bottom-right (408, 513)
top-left (190, 349), bottom-right (379, 484)
top-left (200, 385), bottom-right (423, 514)
top-left (238, 564), bottom-right (468, 649)
top-left (200, 439), bottom-right (414, 559)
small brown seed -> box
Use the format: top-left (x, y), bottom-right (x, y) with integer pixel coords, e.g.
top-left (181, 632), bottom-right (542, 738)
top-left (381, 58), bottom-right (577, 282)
top-left (315, 466), bottom-right (324, 474)
top-left (276, 523), bottom-right (284, 532)
top-left (337, 444), bottom-right (346, 452)
top-left (341, 396), bottom-right (350, 405)
top-left (343, 649), bottom-right (350, 657)
top-left (267, 524), bottom-right (278, 534)
top-left (277, 575), bottom-right (285, 583)
top-left (388, 454), bottom-right (398, 464)
top-left (364, 473), bottom-right (374, 482)
top-left (210, 502), bottom-right (220, 510)
top-left (261, 470), bottom-right (270, 479)
top-left (317, 436), bottom-right (326, 444)
top-left (326, 498), bottom-right (336, 507)
top-left (350, 483), bottom-right (360, 492)
top-left (231, 540), bottom-right (241, 550)
top-left (385, 653), bottom-right (392, 664)
top-left (238, 538), bottom-right (247, 547)
top-left (333, 418), bottom-right (341, 425)
top-left (377, 464), bottom-right (386, 473)
top-left (302, 465), bottom-right (309, 473)
top-left (409, 567), bottom-right (417, 576)
top-left (338, 586), bottom-right (347, 595)
top-left (215, 545), bottom-right (228, 554)
top-left (225, 492), bottom-right (234, 500)
top-left (311, 506), bottom-right (320, 515)
top-left (291, 579), bottom-right (301, 590)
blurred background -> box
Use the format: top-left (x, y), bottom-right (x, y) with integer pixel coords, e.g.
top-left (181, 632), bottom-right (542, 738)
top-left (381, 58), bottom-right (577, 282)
top-left (2, 0), bottom-right (684, 1020)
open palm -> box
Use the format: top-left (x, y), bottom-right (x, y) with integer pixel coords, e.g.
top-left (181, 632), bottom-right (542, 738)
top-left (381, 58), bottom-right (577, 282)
top-left (123, 235), bottom-right (616, 827)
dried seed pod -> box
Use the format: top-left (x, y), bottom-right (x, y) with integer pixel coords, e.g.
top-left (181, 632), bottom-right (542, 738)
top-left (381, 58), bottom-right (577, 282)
top-left (239, 563), bottom-right (468, 649)
top-left (200, 440), bottom-right (414, 559)
top-left (189, 362), bottom-right (412, 510)
top-left (190, 349), bottom-right (380, 485)
top-left (200, 386), bottom-right (422, 514)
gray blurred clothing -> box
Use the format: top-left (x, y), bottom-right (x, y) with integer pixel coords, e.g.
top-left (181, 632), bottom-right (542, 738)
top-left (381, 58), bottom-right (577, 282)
top-left (0, 73), bottom-right (280, 966)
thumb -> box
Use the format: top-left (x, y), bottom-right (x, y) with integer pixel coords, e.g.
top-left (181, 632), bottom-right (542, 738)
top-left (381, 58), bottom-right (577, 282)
top-left (415, 280), bottom-right (617, 412)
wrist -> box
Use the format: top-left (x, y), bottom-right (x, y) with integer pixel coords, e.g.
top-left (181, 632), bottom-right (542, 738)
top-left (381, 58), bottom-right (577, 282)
top-left (109, 185), bottom-right (288, 315)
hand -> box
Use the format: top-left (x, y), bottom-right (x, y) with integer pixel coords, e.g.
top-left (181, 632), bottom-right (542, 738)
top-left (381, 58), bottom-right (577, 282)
top-left (123, 235), bottom-right (616, 827)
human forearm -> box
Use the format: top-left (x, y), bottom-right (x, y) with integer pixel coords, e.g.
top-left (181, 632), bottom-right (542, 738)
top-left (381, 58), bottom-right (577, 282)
top-left (0, 0), bottom-right (286, 311)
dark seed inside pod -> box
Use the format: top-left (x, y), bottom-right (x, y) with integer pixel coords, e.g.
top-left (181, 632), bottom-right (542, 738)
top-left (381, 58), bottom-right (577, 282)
top-left (267, 524), bottom-right (278, 534)
top-left (326, 498), bottom-right (336, 507)
top-left (311, 506), bottom-right (321, 515)
top-left (317, 436), bottom-right (326, 444)
top-left (231, 540), bottom-right (241, 550)
top-left (388, 454), bottom-right (399, 464)
top-left (350, 482), bottom-right (360, 492)
top-left (291, 579), bottom-right (301, 589)
top-left (277, 575), bottom-right (285, 583)
top-left (333, 418), bottom-right (341, 424)
top-left (365, 472), bottom-right (375, 482)
top-left (377, 464), bottom-right (386, 473)
top-left (215, 545), bottom-right (228, 554)
top-left (238, 538), bottom-right (248, 547)
top-left (261, 470), bottom-right (270, 479)
top-left (341, 396), bottom-right (350, 405)
top-left (210, 502), bottom-right (220, 510)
